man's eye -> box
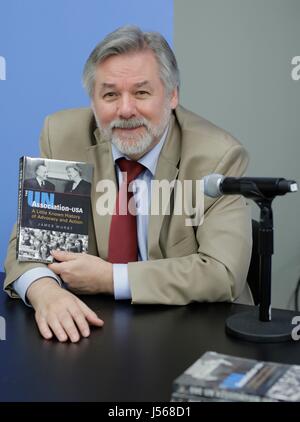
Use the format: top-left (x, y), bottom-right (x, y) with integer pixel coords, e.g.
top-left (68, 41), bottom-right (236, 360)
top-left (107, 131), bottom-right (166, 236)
top-left (103, 92), bottom-right (117, 99)
top-left (136, 90), bottom-right (150, 97)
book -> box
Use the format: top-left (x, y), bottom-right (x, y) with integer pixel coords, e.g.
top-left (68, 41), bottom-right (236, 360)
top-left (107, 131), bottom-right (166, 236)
top-left (172, 351), bottom-right (300, 402)
top-left (16, 156), bottom-right (93, 264)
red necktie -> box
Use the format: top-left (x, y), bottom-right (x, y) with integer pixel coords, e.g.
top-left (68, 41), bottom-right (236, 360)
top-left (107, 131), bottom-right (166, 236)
top-left (108, 158), bottom-right (145, 263)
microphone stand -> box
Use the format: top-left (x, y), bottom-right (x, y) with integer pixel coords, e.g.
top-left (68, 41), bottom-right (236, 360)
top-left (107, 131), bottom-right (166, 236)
top-left (225, 182), bottom-right (297, 342)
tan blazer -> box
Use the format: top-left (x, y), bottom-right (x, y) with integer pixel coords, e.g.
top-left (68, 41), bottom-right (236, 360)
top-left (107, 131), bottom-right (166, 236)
top-left (4, 105), bottom-right (253, 305)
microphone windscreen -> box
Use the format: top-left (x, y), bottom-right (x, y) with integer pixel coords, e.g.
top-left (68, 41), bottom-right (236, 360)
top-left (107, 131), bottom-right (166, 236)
top-left (203, 174), bottom-right (223, 198)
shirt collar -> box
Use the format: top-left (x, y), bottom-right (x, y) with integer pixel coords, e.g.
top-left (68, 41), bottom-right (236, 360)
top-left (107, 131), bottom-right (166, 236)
top-left (111, 125), bottom-right (169, 177)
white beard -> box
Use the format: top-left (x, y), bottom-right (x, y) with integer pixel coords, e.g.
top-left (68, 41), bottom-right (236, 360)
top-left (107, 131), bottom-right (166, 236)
top-left (93, 104), bottom-right (172, 156)
top-left (111, 129), bottom-right (154, 156)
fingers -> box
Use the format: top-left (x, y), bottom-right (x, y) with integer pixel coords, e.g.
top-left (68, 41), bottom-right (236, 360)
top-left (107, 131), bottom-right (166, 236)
top-left (48, 260), bottom-right (72, 278)
top-left (67, 306), bottom-right (91, 338)
top-left (48, 261), bottom-right (64, 274)
top-left (51, 250), bottom-right (78, 262)
top-left (35, 314), bottom-right (53, 340)
top-left (76, 298), bottom-right (104, 327)
top-left (35, 301), bottom-right (103, 343)
top-left (33, 283), bottom-right (104, 343)
top-left (54, 312), bottom-right (81, 343)
top-left (48, 251), bottom-right (77, 275)
top-left (47, 317), bottom-right (69, 343)
top-left (37, 312), bottom-right (84, 343)
top-left (48, 250), bottom-right (73, 274)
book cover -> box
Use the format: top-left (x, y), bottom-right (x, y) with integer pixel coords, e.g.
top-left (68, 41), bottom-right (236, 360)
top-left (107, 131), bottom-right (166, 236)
top-left (172, 351), bottom-right (300, 402)
top-left (16, 156), bottom-right (93, 263)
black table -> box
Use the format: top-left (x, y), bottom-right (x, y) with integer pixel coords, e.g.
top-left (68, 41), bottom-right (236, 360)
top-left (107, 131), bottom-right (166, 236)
top-left (1, 272), bottom-right (300, 402)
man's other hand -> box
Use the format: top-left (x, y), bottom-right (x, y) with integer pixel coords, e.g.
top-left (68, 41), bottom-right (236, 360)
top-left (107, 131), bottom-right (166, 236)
top-left (27, 277), bottom-right (104, 343)
top-left (48, 251), bottom-right (114, 295)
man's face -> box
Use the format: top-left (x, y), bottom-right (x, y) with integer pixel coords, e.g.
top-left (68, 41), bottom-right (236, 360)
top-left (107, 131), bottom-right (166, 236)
top-left (36, 165), bottom-right (48, 181)
top-left (92, 50), bottom-right (178, 159)
top-left (67, 167), bottom-right (79, 181)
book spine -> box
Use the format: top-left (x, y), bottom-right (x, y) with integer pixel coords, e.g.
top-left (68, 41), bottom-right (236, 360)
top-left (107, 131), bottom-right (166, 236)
top-left (173, 383), bottom-right (275, 402)
top-left (16, 157), bottom-right (24, 259)
top-left (171, 391), bottom-right (231, 402)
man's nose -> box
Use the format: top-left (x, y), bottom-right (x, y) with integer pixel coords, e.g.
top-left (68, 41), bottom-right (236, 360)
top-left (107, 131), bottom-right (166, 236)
top-left (117, 94), bottom-right (136, 119)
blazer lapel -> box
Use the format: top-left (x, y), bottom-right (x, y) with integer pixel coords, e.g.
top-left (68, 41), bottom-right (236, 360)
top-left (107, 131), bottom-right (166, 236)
top-left (148, 114), bottom-right (181, 259)
top-left (86, 128), bottom-right (117, 260)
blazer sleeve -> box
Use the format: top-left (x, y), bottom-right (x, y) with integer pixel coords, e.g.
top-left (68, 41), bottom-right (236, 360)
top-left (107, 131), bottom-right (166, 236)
top-left (128, 145), bottom-right (253, 305)
top-left (3, 118), bottom-right (52, 297)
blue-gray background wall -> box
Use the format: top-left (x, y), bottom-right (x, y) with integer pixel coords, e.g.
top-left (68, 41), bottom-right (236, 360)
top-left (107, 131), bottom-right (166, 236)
top-left (174, 0), bottom-right (300, 309)
top-left (0, 0), bottom-right (173, 268)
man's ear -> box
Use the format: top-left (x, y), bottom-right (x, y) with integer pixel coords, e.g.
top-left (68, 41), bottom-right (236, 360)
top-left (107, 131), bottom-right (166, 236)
top-left (170, 87), bottom-right (179, 110)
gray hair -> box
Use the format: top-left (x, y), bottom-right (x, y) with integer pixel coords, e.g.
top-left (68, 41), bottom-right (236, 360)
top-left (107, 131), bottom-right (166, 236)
top-left (82, 25), bottom-right (180, 98)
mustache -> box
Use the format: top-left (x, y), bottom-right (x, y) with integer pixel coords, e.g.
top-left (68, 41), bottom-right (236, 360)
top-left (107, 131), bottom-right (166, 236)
top-left (110, 118), bottom-right (150, 130)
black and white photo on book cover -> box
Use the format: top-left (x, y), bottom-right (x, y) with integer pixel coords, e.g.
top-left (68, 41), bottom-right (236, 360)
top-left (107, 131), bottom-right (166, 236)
top-left (17, 156), bottom-right (93, 263)
top-left (172, 351), bottom-right (300, 402)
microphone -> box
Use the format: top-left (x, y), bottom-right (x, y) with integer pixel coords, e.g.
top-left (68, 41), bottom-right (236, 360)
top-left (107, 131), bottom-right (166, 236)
top-left (204, 174), bottom-right (298, 198)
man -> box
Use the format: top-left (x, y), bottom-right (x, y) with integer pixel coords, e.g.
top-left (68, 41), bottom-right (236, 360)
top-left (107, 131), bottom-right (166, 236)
top-left (64, 164), bottom-right (91, 195)
top-left (24, 163), bottom-right (55, 191)
top-left (4, 26), bottom-right (252, 343)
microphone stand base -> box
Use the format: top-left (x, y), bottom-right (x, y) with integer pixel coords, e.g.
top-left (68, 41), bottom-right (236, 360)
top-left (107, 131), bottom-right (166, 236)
top-left (226, 308), bottom-right (298, 343)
